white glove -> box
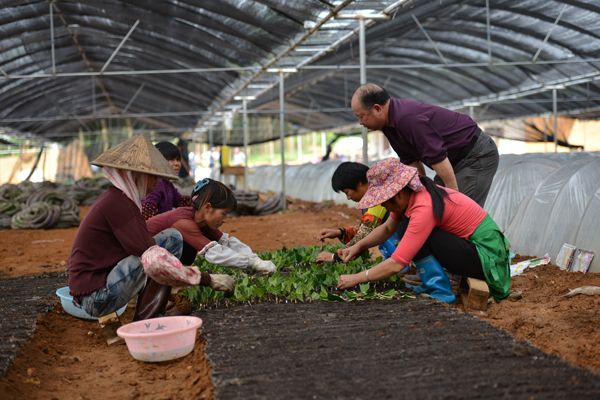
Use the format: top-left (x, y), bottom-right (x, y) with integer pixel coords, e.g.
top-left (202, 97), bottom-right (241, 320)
top-left (250, 258), bottom-right (277, 276)
top-left (209, 274), bottom-right (235, 297)
top-left (200, 240), bottom-right (258, 270)
top-left (198, 241), bottom-right (219, 257)
top-left (219, 234), bottom-right (254, 256)
top-left (217, 233), bottom-right (231, 247)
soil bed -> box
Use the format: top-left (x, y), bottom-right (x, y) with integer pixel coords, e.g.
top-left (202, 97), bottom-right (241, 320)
top-left (200, 299), bottom-right (600, 399)
top-left (0, 272), bottom-right (68, 378)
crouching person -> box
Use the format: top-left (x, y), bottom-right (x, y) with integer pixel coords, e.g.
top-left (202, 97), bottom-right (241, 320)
top-left (146, 178), bottom-right (277, 275)
top-left (337, 158), bottom-right (510, 304)
top-left (68, 135), bottom-right (234, 322)
top-left (316, 162), bottom-right (392, 264)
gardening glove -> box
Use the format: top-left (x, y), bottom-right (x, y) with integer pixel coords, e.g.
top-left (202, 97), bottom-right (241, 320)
top-left (218, 233), bottom-right (254, 256)
top-left (217, 233), bottom-right (231, 247)
top-left (208, 274), bottom-right (236, 298)
top-left (199, 241), bottom-right (256, 270)
top-left (249, 257), bottom-right (277, 276)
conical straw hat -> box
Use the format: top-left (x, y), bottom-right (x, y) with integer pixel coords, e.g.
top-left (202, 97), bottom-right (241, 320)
top-left (91, 134), bottom-right (179, 180)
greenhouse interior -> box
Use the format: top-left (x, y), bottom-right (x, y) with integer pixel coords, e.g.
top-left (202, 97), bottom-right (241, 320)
top-left (2, 1), bottom-right (600, 399)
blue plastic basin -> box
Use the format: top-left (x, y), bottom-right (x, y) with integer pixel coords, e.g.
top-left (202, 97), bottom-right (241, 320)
top-left (56, 286), bottom-right (127, 320)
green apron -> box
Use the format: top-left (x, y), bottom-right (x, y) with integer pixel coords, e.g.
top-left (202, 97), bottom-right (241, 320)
top-left (468, 214), bottom-right (511, 301)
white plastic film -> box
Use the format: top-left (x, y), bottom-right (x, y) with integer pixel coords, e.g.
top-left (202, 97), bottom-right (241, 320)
top-left (504, 156), bottom-right (600, 272)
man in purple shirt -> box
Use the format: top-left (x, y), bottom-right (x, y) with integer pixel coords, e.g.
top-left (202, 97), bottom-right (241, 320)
top-left (351, 83), bottom-right (498, 207)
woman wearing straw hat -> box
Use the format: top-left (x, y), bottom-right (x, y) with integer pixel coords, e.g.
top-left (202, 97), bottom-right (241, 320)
top-left (337, 158), bottom-right (510, 303)
top-left (68, 135), bottom-right (235, 321)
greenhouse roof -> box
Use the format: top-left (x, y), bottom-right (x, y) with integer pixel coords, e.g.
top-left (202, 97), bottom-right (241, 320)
top-left (1, 0), bottom-right (600, 143)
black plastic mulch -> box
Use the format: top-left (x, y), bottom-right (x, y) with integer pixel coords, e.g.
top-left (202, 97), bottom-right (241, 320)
top-left (0, 272), bottom-right (67, 379)
top-left (198, 298), bottom-right (600, 400)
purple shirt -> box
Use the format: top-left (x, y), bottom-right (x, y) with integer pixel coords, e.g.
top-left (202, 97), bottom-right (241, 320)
top-left (142, 178), bottom-right (183, 215)
top-left (382, 99), bottom-right (478, 168)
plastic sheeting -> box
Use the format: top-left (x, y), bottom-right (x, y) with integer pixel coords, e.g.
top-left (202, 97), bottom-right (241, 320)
top-left (251, 0), bottom-right (600, 132)
top-left (485, 158), bottom-right (562, 231)
top-left (248, 154), bottom-right (600, 221)
top-left (504, 156), bottom-right (600, 273)
top-left (485, 152), bottom-right (600, 231)
top-left (248, 162), bottom-right (353, 207)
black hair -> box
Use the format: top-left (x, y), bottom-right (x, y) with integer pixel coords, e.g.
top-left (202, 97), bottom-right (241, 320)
top-left (400, 175), bottom-right (451, 223)
top-left (331, 162), bottom-right (369, 193)
top-left (155, 141), bottom-right (181, 161)
top-left (357, 83), bottom-right (391, 110)
top-left (191, 178), bottom-right (237, 212)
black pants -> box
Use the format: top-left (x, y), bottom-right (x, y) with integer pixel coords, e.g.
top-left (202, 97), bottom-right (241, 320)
top-left (397, 219), bottom-right (485, 280)
top-left (180, 241), bottom-right (198, 266)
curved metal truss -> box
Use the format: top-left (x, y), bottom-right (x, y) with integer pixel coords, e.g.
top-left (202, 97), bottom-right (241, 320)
top-left (1, 0), bottom-right (600, 144)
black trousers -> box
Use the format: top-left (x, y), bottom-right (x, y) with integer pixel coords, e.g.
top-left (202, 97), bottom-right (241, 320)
top-left (396, 219), bottom-right (485, 280)
top-left (180, 241), bottom-right (199, 266)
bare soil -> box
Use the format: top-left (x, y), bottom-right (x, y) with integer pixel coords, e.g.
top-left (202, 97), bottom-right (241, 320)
top-left (1, 305), bottom-right (213, 400)
top-left (1, 199), bottom-right (600, 398)
top-left (475, 257), bottom-right (600, 373)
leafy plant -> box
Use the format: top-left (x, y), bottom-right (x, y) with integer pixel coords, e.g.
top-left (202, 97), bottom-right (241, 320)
top-left (183, 243), bottom-right (414, 309)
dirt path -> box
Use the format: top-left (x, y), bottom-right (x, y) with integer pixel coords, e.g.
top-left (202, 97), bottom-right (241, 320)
top-left (0, 272), bottom-right (67, 378)
top-left (0, 298), bottom-right (213, 400)
top-left (1, 199), bottom-right (600, 398)
top-left (475, 260), bottom-right (600, 372)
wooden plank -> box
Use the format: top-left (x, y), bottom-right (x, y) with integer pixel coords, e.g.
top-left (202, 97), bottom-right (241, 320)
top-left (459, 277), bottom-right (489, 311)
top-left (98, 312), bottom-right (124, 346)
top-left (466, 277), bottom-right (489, 296)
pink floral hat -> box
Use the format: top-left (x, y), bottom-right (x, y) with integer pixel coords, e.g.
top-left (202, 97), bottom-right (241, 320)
top-left (356, 158), bottom-right (425, 209)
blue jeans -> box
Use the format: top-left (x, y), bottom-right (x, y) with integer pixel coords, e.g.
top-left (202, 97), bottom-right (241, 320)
top-left (77, 228), bottom-right (183, 318)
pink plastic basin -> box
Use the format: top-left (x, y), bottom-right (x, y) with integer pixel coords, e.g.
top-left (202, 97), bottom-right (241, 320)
top-left (117, 316), bottom-right (203, 362)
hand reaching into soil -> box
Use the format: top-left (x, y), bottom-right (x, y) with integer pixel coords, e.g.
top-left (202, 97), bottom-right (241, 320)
top-left (337, 273), bottom-right (363, 290)
top-left (250, 258), bottom-right (277, 275)
top-left (318, 228), bottom-right (341, 241)
top-left (341, 244), bottom-right (361, 263)
top-left (209, 274), bottom-right (236, 297)
top-left (316, 251), bottom-right (334, 263)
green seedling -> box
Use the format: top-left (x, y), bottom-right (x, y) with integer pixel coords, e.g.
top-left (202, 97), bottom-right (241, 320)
top-left (183, 243), bottom-right (413, 309)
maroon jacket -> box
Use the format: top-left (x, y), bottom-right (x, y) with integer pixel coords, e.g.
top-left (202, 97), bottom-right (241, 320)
top-left (68, 187), bottom-right (155, 296)
top-left (146, 207), bottom-right (222, 251)
top-left (382, 98), bottom-right (478, 168)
